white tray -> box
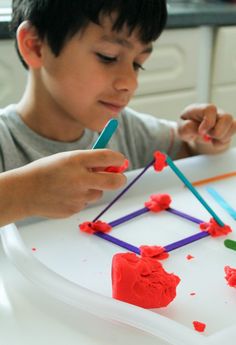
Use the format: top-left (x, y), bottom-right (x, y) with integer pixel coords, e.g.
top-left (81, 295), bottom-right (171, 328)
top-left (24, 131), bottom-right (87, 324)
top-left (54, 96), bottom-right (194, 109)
top-left (1, 149), bottom-right (236, 345)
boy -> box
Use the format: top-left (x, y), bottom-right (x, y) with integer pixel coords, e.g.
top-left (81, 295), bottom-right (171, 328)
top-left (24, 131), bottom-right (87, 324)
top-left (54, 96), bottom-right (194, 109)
top-left (0, 1), bottom-right (235, 210)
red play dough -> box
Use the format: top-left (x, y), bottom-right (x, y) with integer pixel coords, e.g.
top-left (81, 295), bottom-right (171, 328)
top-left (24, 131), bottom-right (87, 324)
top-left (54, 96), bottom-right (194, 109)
top-left (193, 321), bottom-right (206, 332)
top-left (199, 218), bottom-right (232, 237)
top-left (202, 134), bottom-right (212, 142)
top-left (105, 159), bottom-right (129, 173)
top-left (186, 254), bottom-right (194, 260)
top-left (145, 194), bottom-right (172, 212)
top-left (153, 151), bottom-right (167, 172)
top-left (224, 266), bottom-right (236, 288)
top-left (79, 220), bottom-right (112, 234)
top-left (112, 252), bottom-right (180, 309)
top-left (139, 245), bottom-right (169, 260)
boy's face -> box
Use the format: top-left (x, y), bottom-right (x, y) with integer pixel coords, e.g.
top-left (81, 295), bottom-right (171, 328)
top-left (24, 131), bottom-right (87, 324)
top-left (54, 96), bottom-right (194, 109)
top-left (39, 15), bottom-right (153, 135)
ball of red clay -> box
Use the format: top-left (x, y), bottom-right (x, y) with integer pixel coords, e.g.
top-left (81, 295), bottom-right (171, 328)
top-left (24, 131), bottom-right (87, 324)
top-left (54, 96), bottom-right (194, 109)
top-left (193, 321), bottom-right (206, 333)
top-left (224, 265), bottom-right (236, 287)
top-left (112, 252), bottom-right (180, 309)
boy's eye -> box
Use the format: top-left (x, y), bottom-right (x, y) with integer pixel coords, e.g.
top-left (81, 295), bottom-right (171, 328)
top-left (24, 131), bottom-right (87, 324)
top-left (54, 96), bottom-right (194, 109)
top-left (96, 53), bottom-right (117, 63)
top-left (133, 62), bottom-right (145, 72)
top-left (96, 53), bottom-right (145, 72)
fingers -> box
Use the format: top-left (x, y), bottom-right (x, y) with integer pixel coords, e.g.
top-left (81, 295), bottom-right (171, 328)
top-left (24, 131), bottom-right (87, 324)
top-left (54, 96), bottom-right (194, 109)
top-left (71, 149), bottom-right (128, 190)
top-left (181, 104), bottom-right (217, 124)
top-left (181, 104), bottom-right (218, 135)
top-left (86, 189), bottom-right (103, 203)
top-left (86, 171), bottom-right (127, 191)
top-left (180, 103), bottom-right (236, 144)
top-left (75, 149), bottom-right (126, 168)
top-left (178, 120), bottom-right (199, 142)
top-left (45, 190), bottom-right (104, 218)
top-left (209, 115), bottom-right (236, 142)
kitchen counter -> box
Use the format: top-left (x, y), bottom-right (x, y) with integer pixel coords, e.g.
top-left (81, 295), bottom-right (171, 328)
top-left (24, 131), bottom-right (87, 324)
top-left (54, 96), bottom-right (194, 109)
top-left (0, 7), bottom-right (11, 39)
top-left (0, 1), bottom-right (236, 39)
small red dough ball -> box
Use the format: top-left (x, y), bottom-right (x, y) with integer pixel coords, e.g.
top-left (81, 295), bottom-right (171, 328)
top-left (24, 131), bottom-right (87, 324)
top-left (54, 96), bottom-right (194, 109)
top-left (79, 220), bottom-right (112, 234)
top-left (186, 254), bottom-right (194, 260)
top-left (153, 151), bottom-right (167, 172)
top-left (200, 218), bottom-right (232, 237)
top-left (139, 245), bottom-right (169, 260)
top-left (112, 252), bottom-right (180, 309)
top-left (202, 134), bottom-right (212, 142)
top-left (224, 266), bottom-right (236, 288)
top-left (145, 193), bottom-right (172, 212)
top-left (92, 220), bottom-right (112, 233)
top-left (193, 321), bottom-right (206, 333)
top-left (79, 221), bottom-right (95, 234)
top-left (105, 159), bottom-right (129, 173)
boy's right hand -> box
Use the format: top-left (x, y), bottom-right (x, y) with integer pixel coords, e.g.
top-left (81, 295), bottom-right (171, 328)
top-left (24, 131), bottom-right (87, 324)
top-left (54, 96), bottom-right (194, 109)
top-left (20, 149), bottom-right (127, 219)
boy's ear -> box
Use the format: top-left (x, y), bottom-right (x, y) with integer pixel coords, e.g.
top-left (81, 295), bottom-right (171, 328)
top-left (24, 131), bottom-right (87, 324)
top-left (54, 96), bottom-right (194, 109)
top-left (17, 20), bottom-right (43, 69)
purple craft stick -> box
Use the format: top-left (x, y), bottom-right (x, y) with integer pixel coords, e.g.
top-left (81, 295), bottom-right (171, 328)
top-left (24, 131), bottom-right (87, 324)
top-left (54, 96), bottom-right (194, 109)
top-left (90, 152), bottom-right (211, 255)
top-left (164, 231), bottom-right (209, 252)
top-left (94, 228), bottom-right (210, 255)
top-left (108, 206), bottom-right (204, 229)
top-left (109, 207), bottom-right (150, 227)
top-left (166, 208), bottom-right (203, 224)
top-left (93, 159), bottom-right (154, 222)
top-left (91, 206), bottom-right (208, 256)
top-left (94, 231), bottom-right (140, 254)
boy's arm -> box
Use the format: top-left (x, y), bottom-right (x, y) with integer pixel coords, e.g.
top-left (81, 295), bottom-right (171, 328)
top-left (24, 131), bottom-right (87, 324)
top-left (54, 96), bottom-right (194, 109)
top-left (176, 104), bottom-right (236, 158)
top-left (0, 150), bottom-right (127, 227)
top-left (0, 169), bottom-right (30, 226)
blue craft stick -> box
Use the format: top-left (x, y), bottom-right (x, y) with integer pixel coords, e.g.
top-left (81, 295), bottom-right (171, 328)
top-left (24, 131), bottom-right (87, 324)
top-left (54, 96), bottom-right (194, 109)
top-left (166, 156), bottom-right (225, 227)
top-left (206, 187), bottom-right (236, 220)
top-left (92, 119), bottom-right (118, 149)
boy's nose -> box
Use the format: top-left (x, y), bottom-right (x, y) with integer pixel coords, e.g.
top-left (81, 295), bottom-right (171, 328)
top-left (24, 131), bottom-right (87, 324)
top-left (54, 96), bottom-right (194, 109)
top-left (113, 67), bottom-right (138, 94)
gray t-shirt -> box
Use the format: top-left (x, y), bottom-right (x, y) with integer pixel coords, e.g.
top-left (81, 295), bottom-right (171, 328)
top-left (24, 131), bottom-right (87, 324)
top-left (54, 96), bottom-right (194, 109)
top-left (0, 104), bottom-right (182, 172)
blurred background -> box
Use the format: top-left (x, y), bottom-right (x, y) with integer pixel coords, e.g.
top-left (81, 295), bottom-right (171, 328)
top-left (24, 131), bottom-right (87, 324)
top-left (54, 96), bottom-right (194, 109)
top-left (0, 0), bottom-right (236, 144)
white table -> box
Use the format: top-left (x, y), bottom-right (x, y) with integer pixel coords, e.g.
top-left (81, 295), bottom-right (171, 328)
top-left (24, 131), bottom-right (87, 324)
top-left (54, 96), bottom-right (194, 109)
top-left (1, 149), bottom-right (236, 345)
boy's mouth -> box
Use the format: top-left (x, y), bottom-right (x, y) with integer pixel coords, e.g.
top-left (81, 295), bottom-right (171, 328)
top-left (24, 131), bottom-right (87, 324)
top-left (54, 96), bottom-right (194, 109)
top-left (99, 101), bottom-right (126, 114)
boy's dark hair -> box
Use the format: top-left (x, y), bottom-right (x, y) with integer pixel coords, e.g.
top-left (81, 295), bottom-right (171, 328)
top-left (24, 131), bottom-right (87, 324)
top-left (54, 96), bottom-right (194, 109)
top-left (11, 0), bottom-right (167, 69)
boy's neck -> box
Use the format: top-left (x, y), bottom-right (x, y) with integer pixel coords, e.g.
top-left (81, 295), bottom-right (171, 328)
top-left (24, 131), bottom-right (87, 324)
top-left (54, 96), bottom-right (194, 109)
top-left (17, 78), bottom-right (86, 143)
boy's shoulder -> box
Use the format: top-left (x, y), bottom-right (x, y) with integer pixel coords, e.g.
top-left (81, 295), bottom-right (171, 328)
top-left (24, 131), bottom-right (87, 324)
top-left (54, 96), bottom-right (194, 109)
top-left (0, 104), bottom-right (25, 141)
top-left (0, 104), bottom-right (18, 122)
top-left (0, 104), bottom-right (22, 172)
top-left (120, 106), bottom-right (158, 125)
top-left (120, 106), bottom-right (174, 130)
top-left (0, 104), bottom-right (16, 130)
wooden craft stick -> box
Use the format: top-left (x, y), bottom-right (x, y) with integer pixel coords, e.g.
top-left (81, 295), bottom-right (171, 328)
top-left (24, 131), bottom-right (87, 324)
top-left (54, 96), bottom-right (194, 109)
top-left (191, 171), bottom-right (236, 187)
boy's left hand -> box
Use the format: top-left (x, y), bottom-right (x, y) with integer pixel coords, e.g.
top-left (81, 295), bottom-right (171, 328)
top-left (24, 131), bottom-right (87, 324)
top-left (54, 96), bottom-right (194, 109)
top-left (178, 104), bottom-right (236, 153)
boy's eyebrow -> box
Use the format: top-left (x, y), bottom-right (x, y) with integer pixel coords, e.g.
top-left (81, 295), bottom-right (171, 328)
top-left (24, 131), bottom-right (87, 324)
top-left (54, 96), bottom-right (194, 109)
top-left (100, 35), bottom-right (153, 54)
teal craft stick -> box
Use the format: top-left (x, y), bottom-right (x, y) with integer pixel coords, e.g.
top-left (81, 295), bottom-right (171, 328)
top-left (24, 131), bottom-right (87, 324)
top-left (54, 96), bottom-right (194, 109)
top-left (166, 156), bottom-right (225, 226)
top-left (206, 187), bottom-right (236, 220)
top-left (92, 119), bottom-right (118, 149)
